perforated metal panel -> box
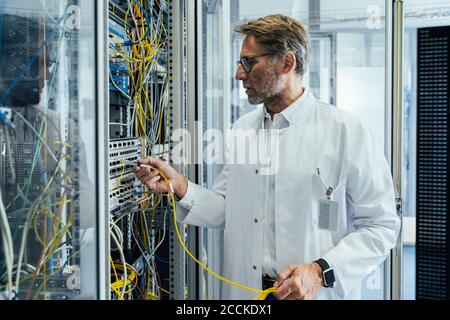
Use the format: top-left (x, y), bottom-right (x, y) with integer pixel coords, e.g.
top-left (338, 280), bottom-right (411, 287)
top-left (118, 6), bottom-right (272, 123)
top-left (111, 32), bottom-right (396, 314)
top-left (416, 26), bottom-right (450, 300)
top-left (0, 14), bottom-right (41, 106)
top-left (1, 141), bottom-right (46, 214)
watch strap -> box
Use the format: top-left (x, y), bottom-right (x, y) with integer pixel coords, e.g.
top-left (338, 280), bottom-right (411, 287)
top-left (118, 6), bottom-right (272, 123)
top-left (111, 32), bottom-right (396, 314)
top-left (314, 258), bottom-right (335, 288)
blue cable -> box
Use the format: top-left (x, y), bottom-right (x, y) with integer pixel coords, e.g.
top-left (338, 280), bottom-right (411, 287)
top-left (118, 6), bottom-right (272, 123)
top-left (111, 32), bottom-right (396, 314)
top-left (155, 255), bottom-right (169, 264)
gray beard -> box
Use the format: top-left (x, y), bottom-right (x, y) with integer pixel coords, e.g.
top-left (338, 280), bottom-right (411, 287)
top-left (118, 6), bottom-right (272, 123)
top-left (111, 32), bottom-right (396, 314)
top-left (248, 94), bottom-right (264, 105)
top-left (247, 69), bottom-right (283, 105)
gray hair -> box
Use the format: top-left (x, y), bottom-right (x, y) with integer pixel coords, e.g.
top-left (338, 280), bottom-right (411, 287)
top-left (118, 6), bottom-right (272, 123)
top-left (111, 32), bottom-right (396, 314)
top-left (235, 14), bottom-right (311, 78)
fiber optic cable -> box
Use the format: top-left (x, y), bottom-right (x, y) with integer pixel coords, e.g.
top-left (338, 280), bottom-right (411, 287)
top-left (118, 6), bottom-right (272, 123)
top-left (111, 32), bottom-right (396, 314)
top-left (147, 168), bottom-right (279, 300)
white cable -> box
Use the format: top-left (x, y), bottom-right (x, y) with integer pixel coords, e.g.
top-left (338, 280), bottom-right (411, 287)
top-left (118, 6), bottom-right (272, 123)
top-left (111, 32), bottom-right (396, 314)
top-left (151, 208), bottom-right (167, 255)
top-left (14, 211), bottom-right (32, 296)
top-left (110, 224), bottom-right (127, 299)
top-left (110, 218), bottom-right (124, 248)
top-left (0, 187), bottom-right (14, 299)
top-left (4, 127), bottom-right (16, 184)
top-left (141, 209), bottom-right (152, 254)
top-left (141, 209), bottom-right (160, 298)
top-left (39, 0), bottom-right (58, 23)
top-left (130, 212), bottom-right (160, 299)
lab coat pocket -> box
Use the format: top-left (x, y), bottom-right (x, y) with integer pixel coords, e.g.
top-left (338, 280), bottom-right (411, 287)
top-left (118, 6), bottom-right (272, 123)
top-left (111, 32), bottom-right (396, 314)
top-left (312, 173), bottom-right (347, 233)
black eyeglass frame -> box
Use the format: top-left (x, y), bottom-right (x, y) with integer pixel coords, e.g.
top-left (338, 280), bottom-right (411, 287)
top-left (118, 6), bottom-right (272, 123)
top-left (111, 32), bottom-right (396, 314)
top-left (236, 53), bottom-right (274, 73)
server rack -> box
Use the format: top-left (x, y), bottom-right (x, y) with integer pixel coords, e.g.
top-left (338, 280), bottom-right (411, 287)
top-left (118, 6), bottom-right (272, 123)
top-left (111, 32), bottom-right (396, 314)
top-left (416, 25), bottom-right (450, 300)
top-left (106, 0), bottom-right (190, 300)
top-left (0, 0), bottom-right (191, 300)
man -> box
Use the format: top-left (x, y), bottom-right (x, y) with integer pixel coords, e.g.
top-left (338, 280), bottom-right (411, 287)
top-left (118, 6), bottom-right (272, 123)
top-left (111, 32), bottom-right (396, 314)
top-left (134, 14), bottom-right (400, 300)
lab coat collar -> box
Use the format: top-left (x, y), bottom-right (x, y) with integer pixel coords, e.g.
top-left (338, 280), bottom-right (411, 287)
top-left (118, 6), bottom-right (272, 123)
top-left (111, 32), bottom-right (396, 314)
top-left (261, 87), bottom-right (315, 127)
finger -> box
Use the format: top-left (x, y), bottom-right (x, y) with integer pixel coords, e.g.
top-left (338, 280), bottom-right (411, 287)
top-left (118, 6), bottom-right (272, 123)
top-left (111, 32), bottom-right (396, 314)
top-left (135, 167), bottom-right (159, 180)
top-left (275, 265), bottom-right (295, 286)
top-left (144, 175), bottom-right (161, 186)
top-left (274, 279), bottom-right (295, 300)
top-left (135, 171), bottom-right (153, 181)
top-left (138, 157), bottom-right (151, 166)
top-left (275, 287), bottom-right (294, 300)
top-left (141, 156), bottom-right (165, 170)
top-left (150, 175), bottom-right (162, 184)
top-left (140, 169), bottom-right (160, 180)
top-left (285, 290), bottom-right (303, 300)
top-left (153, 181), bottom-right (169, 194)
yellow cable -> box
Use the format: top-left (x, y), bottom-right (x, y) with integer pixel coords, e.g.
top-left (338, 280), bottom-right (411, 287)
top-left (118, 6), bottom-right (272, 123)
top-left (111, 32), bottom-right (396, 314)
top-left (154, 170), bottom-right (277, 299)
top-left (110, 160), bottom-right (125, 192)
top-left (110, 262), bottom-right (138, 292)
top-left (54, 140), bottom-right (73, 148)
top-left (110, 256), bottom-right (120, 282)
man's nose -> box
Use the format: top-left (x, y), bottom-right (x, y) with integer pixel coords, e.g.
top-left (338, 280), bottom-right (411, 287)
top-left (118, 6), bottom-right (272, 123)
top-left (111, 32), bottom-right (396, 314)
top-left (235, 63), bottom-right (247, 81)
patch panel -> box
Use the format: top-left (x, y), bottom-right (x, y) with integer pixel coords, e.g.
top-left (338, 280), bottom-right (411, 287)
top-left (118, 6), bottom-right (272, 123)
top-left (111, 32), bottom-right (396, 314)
top-left (109, 194), bottom-right (139, 218)
top-left (109, 160), bottom-right (138, 179)
top-left (109, 138), bottom-right (142, 217)
top-left (109, 140), bottom-right (140, 161)
top-left (109, 172), bottom-right (136, 191)
top-left (109, 173), bottom-right (140, 217)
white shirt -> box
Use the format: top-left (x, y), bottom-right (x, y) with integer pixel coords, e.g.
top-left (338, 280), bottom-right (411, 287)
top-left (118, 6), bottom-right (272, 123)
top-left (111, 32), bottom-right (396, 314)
top-left (176, 88), bottom-right (400, 300)
top-left (261, 94), bottom-right (305, 277)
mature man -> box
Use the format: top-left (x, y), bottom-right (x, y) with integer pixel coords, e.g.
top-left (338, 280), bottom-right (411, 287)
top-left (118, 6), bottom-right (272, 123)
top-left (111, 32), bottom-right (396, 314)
top-left (134, 14), bottom-right (400, 300)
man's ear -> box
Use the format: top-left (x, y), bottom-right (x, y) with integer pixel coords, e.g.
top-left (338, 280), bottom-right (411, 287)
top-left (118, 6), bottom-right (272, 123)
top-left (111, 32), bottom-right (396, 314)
top-left (282, 51), bottom-right (296, 74)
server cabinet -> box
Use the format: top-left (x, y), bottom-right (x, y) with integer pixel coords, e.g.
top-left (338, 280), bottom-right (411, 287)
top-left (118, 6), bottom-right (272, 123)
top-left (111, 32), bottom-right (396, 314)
top-left (416, 25), bottom-right (450, 300)
top-left (0, 0), bottom-right (102, 299)
top-left (0, 0), bottom-right (192, 300)
top-left (106, 0), bottom-right (190, 300)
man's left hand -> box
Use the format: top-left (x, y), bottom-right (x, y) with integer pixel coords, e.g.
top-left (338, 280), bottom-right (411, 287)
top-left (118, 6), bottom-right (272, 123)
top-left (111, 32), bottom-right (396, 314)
top-left (273, 263), bottom-right (323, 300)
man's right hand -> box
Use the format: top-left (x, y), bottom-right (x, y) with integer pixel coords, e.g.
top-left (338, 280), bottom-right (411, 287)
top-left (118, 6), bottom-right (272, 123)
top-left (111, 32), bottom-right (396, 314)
top-left (133, 157), bottom-right (188, 199)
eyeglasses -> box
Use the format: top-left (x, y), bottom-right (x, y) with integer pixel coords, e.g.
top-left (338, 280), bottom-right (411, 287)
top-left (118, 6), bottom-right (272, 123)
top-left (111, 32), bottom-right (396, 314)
top-left (236, 53), bottom-right (274, 73)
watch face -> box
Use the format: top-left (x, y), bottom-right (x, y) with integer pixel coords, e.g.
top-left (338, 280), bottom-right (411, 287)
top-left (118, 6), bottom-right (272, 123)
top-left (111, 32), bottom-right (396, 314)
top-left (324, 269), bottom-right (335, 287)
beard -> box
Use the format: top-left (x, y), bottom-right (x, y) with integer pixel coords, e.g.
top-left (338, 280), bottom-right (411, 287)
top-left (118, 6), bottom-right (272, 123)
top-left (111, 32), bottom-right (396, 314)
top-left (246, 67), bottom-right (283, 105)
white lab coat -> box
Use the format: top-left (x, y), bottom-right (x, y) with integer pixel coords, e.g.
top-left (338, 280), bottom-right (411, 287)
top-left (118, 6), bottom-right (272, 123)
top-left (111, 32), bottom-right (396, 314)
top-left (177, 89), bottom-right (400, 300)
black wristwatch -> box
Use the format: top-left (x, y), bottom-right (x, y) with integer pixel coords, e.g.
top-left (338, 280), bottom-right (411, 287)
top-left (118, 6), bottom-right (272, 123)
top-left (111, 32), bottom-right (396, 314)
top-left (314, 258), bottom-right (335, 288)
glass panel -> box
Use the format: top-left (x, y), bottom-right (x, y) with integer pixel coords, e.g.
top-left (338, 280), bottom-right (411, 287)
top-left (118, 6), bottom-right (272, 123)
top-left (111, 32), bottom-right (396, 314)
top-left (402, 0), bottom-right (450, 301)
top-left (0, 0), bottom-right (98, 299)
top-left (230, 0), bottom-right (387, 299)
top-left (201, 0), bottom-right (225, 300)
top-left (304, 33), bottom-right (335, 105)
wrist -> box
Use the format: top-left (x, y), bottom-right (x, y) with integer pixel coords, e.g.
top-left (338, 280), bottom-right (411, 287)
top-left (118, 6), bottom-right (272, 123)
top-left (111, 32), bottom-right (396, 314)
top-left (174, 175), bottom-right (188, 199)
top-left (312, 262), bottom-right (324, 286)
